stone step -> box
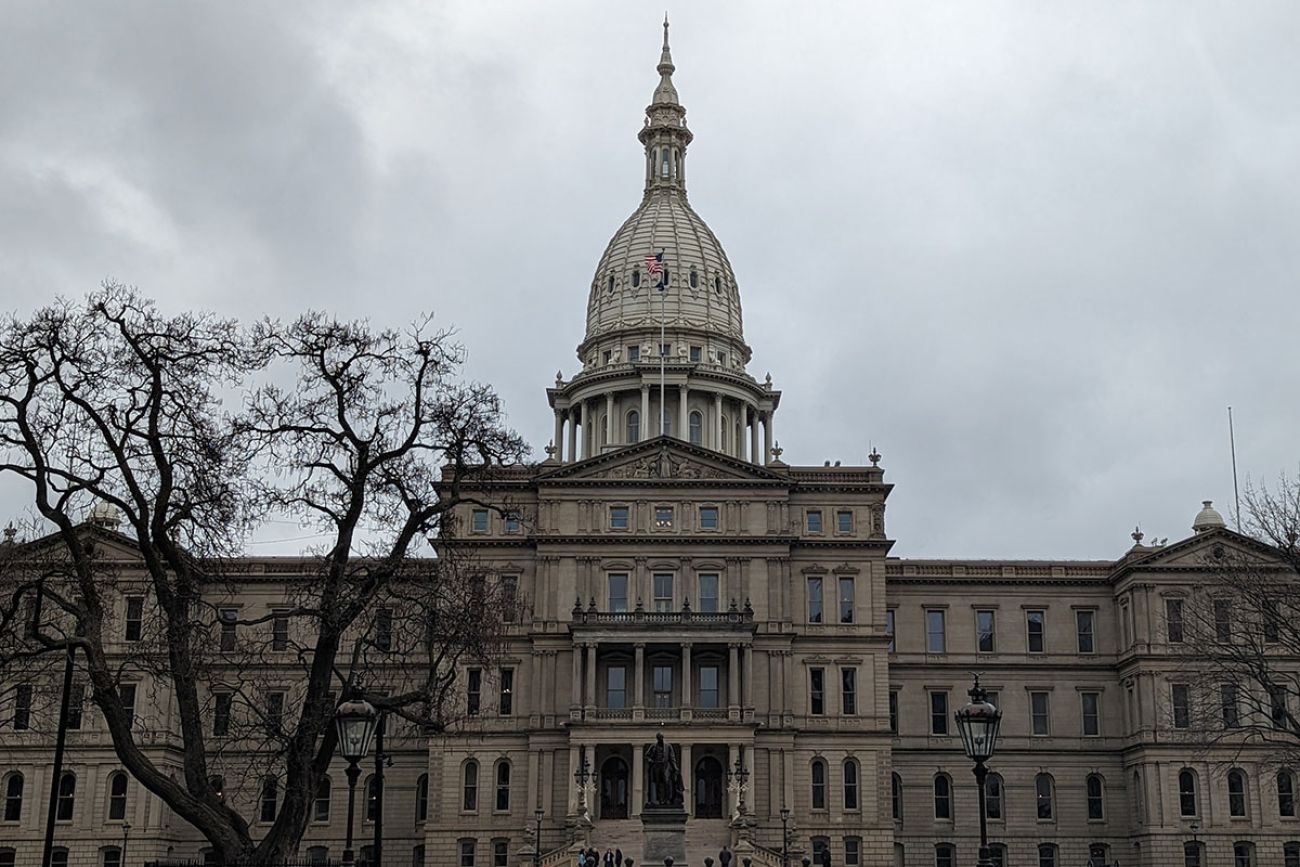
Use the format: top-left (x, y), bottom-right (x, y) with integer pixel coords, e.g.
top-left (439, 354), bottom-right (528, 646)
top-left (581, 818), bottom-right (735, 867)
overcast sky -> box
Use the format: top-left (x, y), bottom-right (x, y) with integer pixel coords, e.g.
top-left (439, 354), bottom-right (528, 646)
top-left (2, 2), bottom-right (1298, 559)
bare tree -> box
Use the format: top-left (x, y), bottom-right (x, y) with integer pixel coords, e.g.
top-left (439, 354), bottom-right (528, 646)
top-left (0, 285), bottom-right (528, 862)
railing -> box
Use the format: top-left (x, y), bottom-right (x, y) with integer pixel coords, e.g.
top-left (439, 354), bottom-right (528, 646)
top-left (572, 602), bottom-right (755, 629)
top-left (692, 708), bottom-right (729, 720)
top-left (594, 708), bottom-right (633, 721)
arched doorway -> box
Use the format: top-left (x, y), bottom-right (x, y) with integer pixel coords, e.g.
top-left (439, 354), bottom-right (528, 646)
top-left (694, 756), bottom-right (724, 818)
top-left (600, 757), bottom-right (629, 819)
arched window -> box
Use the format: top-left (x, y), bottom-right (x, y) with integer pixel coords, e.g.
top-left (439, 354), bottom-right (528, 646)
top-left (985, 773), bottom-right (1003, 820)
top-left (1233, 841), bottom-right (1254, 867)
top-left (1037, 844), bottom-right (1058, 867)
top-left (415, 774), bottom-right (429, 822)
top-left (1179, 769), bottom-right (1198, 817)
top-left (1133, 769), bottom-right (1144, 824)
top-left (810, 759), bottom-right (826, 809)
top-left (842, 759), bottom-right (859, 810)
top-left (608, 275), bottom-right (615, 293)
top-left (365, 775), bottom-right (378, 821)
top-left (714, 276), bottom-right (722, 293)
top-left (0, 849), bottom-right (16, 867)
top-left (987, 845), bottom-right (1006, 867)
top-left (55, 773), bottom-right (75, 822)
top-left (463, 760), bottom-right (479, 811)
top-left (101, 847), bottom-right (122, 867)
top-left (1283, 842), bottom-right (1300, 867)
top-left (259, 777), bottom-right (278, 822)
top-left (1035, 773), bottom-right (1054, 820)
top-left (1080, 773), bottom-right (1103, 820)
top-left (891, 773), bottom-right (902, 821)
top-left (689, 411), bottom-right (702, 445)
top-left (413, 845), bottom-right (426, 867)
top-left (631, 270), bottom-right (641, 288)
top-left (51, 849), bottom-right (68, 867)
top-left (720, 416), bottom-right (729, 451)
top-left (601, 413), bottom-right (608, 445)
top-left (313, 775), bottom-right (331, 822)
top-left (495, 760), bottom-right (511, 812)
top-left (307, 847), bottom-right (330, 866)
top-left (1228, 769), bottom-right (1247, 817)
top-left (933, 774), bottom-right (952, 820)
top-left (690, 269), bottom-right (699, 289)
top-left (1281, 771), bottom-right (1296, 818)
top-left (627, 410), bottom-right (640, 444)
top-left (1184, 841), bottom-right (1205, 867)
top-left (2, 773), bottom-right (22, 822)
top-left (107, 772), bottom-right (128, 821)
top-left (934, 844), bottom-right (954, 867)
top-left (660, 148), bottom-right (670, 178)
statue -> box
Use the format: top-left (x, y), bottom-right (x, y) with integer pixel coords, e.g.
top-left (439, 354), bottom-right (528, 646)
top-left (646, 732), bottom-right (684, 807)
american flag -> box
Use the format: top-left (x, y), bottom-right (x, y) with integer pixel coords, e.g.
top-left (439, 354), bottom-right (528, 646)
top-left (644, 253), bottom-right (663, 274)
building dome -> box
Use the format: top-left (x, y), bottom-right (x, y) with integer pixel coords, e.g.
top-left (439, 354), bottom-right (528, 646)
top-left (1192, 500), bottom-right (1226, 533)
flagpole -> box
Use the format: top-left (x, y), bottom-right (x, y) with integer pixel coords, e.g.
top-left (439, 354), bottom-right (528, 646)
top-left (658, 251), bottom-right (666, 436)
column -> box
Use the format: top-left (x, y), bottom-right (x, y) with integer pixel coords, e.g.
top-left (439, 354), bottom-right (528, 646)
top-left (554, 410), bottom-right (564, 461)
top-left (763, 411), bottom-right (774, 464)
top-left (682, 643), bottom-right (693, 715)
top-left (571, 645), bottom-right (583, 717)
top-left (680, 743), bottom-right (693, 816)
top-left (679, 383), bottom-right (690, 442)
top-left (728, 643), bottom-right (741, 719)
top-left (606, 392), bottom-right (616, 447)
top-left (634, 643), bottom-right (646, 714)
top-left (750, 407), bottom-right (760, 465)
top-left (581, 400), bottom-right (592, 459)
top-left (782, 651), bottom-right (793, 721)
top-left (527, 750), bottom-right (541, 817)
top-left (584, 642), bottom-right (597, 712)
top-left (713, 393), bottom-right (723, 451)
top-left (632, 742), bottom-right (645, 818)
top-left (567, 409), bottom-right (578, 464)
top-left (782, 749), bottom-right (795, 818)
top-left (640, 386), bottom-right (650, 442)
top-left (568, 745), bottom-right (580, 815)
top-left (743, 644), bottom-right (755, 713)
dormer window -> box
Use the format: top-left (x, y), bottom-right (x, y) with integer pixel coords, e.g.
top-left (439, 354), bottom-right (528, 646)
top-left (689, 269), bottom-right (699, 288)
top-left (661, 150), bottom-right (670, 178)
top-left (607, 275), bottom-right (615, 292)
top-left (631, 270), bottom-right (641, 288)
top-left (714, 276), bottom-right (722, 293)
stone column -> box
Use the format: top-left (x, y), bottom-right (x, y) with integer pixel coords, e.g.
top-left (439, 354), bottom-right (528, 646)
top-left (584, 642), bottom-right (597, 713)
top-left (750, 407), bottom-right (760, 465)
top-left (527, 750), bottom-right (541, 816)
top-left (582, 399), bottom-right (593, 459)
top-left (728, 643), bottom-right (741, 719)
top-left (743, 644), bottom-right (755, 715)
top-left (634, 643), bottom-right (646, 719)
top-left (640, 386), bottom-right (650, 442)
top-left (567, 409), bottom-right (578, 464)
top-left (680, 743), bottom-right (693, 816)
top-left (554, 410), bottom-right (564, 461)
top-left (679, 383), bottom-right (690, 442)
top-left (632, 742), bottom-right (645, 818)
top-left (782, 748), bottom-right (795, 818)
top-left (606, 392), bottom-right (616, 447)
top-left (713, 393), bottom-right (723, 451)
top-left (682, 643), bottom-right (693, 717)
top-left (763, 411), bottom-right (774, 464)
top-left (571, 645), bottom-right (583, 718)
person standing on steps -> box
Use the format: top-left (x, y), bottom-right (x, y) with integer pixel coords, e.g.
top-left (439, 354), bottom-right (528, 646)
top-left (719, 846), bottom-right (733, 867)
top-left (604, 849), bottom-right (614, 867)
top-left (615, 849), bottom-right (624, 867)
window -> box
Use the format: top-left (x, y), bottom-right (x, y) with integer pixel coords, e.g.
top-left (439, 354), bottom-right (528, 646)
top-left (1086, 774), bottom-right (1104, 820)
top-left (843, 759), bottom-right (859, 810)
top-left (807, 511), bottom-right (823, 533)
top-left (499, 669), bottom-right (514, 716)
top-left (1172, 683), bottom-right (1191, 729)
top-left (1076, 610), bottom-right (1096, 653)
top-left (504, 512), bottom-right (520, 533)
top-left (1274, 687), bottom-right (1289, 729)
top-left (654, 506), bottom-right (674, 529)
top-left (365, 776), bottom-right (379, 820)
top-left (627, 410), bottom-right (640, 442)
top-left (1281, 771), bottom-right (1296, 817)
top-left (415, 774), bottom-right (429, 822)
top-left (628, 345), bottom-right (641, 362)
top-left (811, 759), bottom-right (827, 809)
top-left (698, 574), bottom-right (719, 613)
top-left (3, 773), bottom-right (22, 821)
top-left (360, 847), bottom-right (375, 867)
top-left (835, 510), bottom-right (852, 533)
top-left (53, 773), bottom-right (75, 822)
top-left (841, 668), bottom-right (857, 715)
top-left (1166, 598), bottom-right (1185, 642)
top-left (219, 608), bottom-right (238, 652)
top-left (1081, 692), bottom-right (1100, 736)
top-left (933, 775), bottom-right (952, 819)
top-left (608, 574), bottom-right (629, 613)
top-left (1228, 769), bottom-right (1247, 817)
top-left (124, 596), bottom-right (144, 641)
top-left (988, 845), bottom-right (1006, 867)
top-left (1037, 844), bottom-right (1058, 867)
top-left (658, 342), bottom-right (671, 358)
top-left (259, 777), bottom-right (277, 822)
top-left (501, 576), bottom-right (518, 622)
top-left (1035, 774), bottom-right (1054, 820)
top-left (1179, 769), bottom-right (1198, 817)
top-left (210, 775), bottom-right (225, 804)
top-left (934, 844), bottom-right (954, 867)
top-left (1184, 842), bottom-right (1203, 867)
top-left (845, 838), bottom-right (861, 867)
top-left (414, 848), bottom-right (428, 867)
top-left (1233, 841), bottom-right (1253, 867)
top-left (467, 668), bottom-right (482, 716)
top-left (51, 850), bottom-right (68, 867)
top-left (103, 848), bottom-right (122, 867)
top-left (886, 609), bottom-right (895, 652)
top-left (809, 668), bottom-right (825, 715)
top-left (460, 839), bottom-right (476, 867)
top-left (1030, 691), bottom-right (1050, 735)
top-left (67, 682), bottom-right (84, 730)
top-left (495, 761), bottom-right (511, 811)
top-left (1026, 609), bottom-right (1045, 653)
top-left (985, 773), bottom-right (1003, 819)
top-left (1285, 843), bottom-right (1300, 867)
top-left (1222, 683), bottom-right (1240, 728)
top-left (930, 691), bottom-right (948, 735)
top-left (698, 506), bottom-right (718, 529)
top-left (653, 666), bottom-right (673, 708)
top-left (807, 577), bottom-right (823, 623)
top-left (609, 506), bottom-right (630, 529)
top-left (976, 610), bottom-right (996, 653)
top-left (265, 691), bottom-right (285, 735)
top-left (607, 666), bottom-right (626, 709)
top-left (891, 773), bottom-right (902, 821)
top-left (699, 665), bottom-right (720, 709)
top-left (1215, 600), bottom-right (1233, 643)
top-left (120, 683), bottom-right (137, 727)
top-left (12, 684), bottom-right (31, 731)
top-left (0, 851), bottom-right (14, 867)
top-left (493, 841), bottom-right (509, 867)
top-left (314, 776), bottom-right (331, 822)
top-left (838, 577), bottom-right (854, 623)
top-left (689, 411), bottom-right (702, 445)
top-left (107, 772), bottom-right (128, 821)
top-left (462, 761), bottom-right (479, 811)
top-left (689, 344), bottom-right (701, 361)
top-left (889, 690), bottom-right (899, 733)
top-left (653, 574), bottom-right (673, 612)
top-left (926, 610), bottom-right (946, 653)
top-left (375, 608), bottom-right (393, 652)
top-left (1266, 601), bottom-right (1281, 642)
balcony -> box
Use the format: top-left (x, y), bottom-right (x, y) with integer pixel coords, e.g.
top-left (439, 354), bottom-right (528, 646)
top-left (571, 598), bottom-right (755, 632)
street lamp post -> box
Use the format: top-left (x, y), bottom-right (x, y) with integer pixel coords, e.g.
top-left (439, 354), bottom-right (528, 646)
top-left (954, 674), bottom-right (1002, 867)
top-left (334, 695), bottom-right (379, 867)
top-left (574, 752), bottom-right (592, 815)
top-left (779, 808), bottom-right (791, 867)
top-left (122, 822), bottom-right (131, 867)
top-left (726, 755), bottom-right (750, 817)
top-left (534, 808), bottom-right (544, 867)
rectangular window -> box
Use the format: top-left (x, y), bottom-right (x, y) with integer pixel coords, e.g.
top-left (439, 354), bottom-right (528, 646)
top-left (375, 608), bottom-right (393, 651)
top-left (467, 668), bottom-right (482, 716)
top-left (124, 597), bottom-right (144, 642)
top-left (459, 840), bottom-right (476, 867)
top-left (1030, 691), bottom-right (1050, 735)
top-left (929, 691), bottom-right (948, 735)
top-left (603, 350), bottom-right (613, 365)
top-left (213, 693), bottom-right (232, 736)
top-left (807, 577), bottom-right (824, 623)
top-left (889, 690), bottom-right (899, 733)
top-left (886, 609), bottom-right (895, 652)
top-left (1265, 601), bottom-right (1281, 643)
top-left (836, 510), bottom-right (853, 533)
top-left (698, 574), bottom-right (719, 613)
top-left (608, 574), bottom-right (629, 613)
top-left (654, 506), bottom-right (674, 528)
top-left (659, 342), bottom-right (671, 358)
top-left (271, 611), bottom-right (290, 652)
top-left (652, 574), bottom-right (673, 612)
top-left (1026, 609), bottom-right (1045, 653)
top-left (976, 610), bottom-right (996, 653)
top-left (926, 610), bottom-right (946, 653)
top-left (838, 577), bottom-right (854, 624)
top-left (609, 506), bottom-right (629, 530)
top-left (806, 511), bottom-right (823, 533)
top-left (1076, 610), bottom-right (1096, 654)
top-left (13, 684), bottom-right (32, 730)
top-left (698, 666), bottom-right (719, 709)
top-left (1166, 598), bottom-right (1185, 643)
top-left (845, 838), bottom-right (861, 867)
top-left (499, 669), bottom-right (514, 716)
top-left (1272, 687), bottom-right (1288, 729)
top-left (689, 346), bottom-right (701, 363)
top-left (628, 345), bottom-right (641, 362)
top-left (470, 509), bottom-right (489, 533)
top-left (219, 608), bottom-right (238, 652)
top-left (265, 691), bottom-right (284, 735)
top-left (66, 682), bottom-right (84, 730)
top-left (809, 668), bottom-right (825, 715)
top-left (607, 666), bottom-right (626, 709)
top-left (501, 577), bottom-right (518, 623)
top-left (1221, 683), bottom-right (1239, 728)
top-left (1172, 684), bottom-right (1191, 729)
top-left (1215, 600), bottom-right (1233, 643)
top-left (1081, 692), bottom-right (1100, 736)
top-left (698, 506), bottom-right (718, 529)
top-left (653, 666), bottom-right (673, 708)
top-left (120, 683), bottom-right (137, 727)
top-left (841, 668), bottom-right (857, 715)
top-left (504, 512), bottom-right (520, 534)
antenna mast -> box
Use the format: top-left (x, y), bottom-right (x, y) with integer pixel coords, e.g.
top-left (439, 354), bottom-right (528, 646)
top-left (1228, 406), bottom-right (1241, 531)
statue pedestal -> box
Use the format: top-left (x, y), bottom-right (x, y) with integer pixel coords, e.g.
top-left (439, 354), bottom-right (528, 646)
top-left (641, 805), bottom-right (689, 866)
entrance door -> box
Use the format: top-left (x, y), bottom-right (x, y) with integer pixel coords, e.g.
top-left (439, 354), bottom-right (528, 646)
top-left (601, 757), bottom-right (629, 819)
top-left (694, 756), bottom-right (724, 818)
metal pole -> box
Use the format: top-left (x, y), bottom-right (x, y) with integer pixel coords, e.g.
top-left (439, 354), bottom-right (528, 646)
top-left (122, 822), bottom-right (132, 867)
top-left (41, 640), bottom-right (76, 867)
top-left (343, 762), bottom-right (361, 865)
top-left (659, 281), bottom-right (666, 436)
top-left (534, 809), bottom-right (544, 867)
top-left (372, 714), bottom-right (386, 867)
top-left (973, 763), bottom-right (991, 867)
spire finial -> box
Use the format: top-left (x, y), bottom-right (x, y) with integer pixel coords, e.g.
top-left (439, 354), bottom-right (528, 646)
top-left (663, 12), bottom-right (670, 49)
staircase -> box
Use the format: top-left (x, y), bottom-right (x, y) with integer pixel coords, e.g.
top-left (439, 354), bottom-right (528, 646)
top-left (542, 817), bottom-right (736, 867)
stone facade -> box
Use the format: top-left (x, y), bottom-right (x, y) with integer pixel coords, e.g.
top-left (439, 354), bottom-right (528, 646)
top-left (2, 22), bottom-right (1297, 867)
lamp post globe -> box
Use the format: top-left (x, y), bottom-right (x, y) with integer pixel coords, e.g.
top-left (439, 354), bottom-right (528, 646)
top-left (334, 696), bottom-right (378, 866)
top-left (954, 675), bottom-right (1002, 867)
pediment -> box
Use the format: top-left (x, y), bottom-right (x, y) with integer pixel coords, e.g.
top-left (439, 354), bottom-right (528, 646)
top-left (1122, 527), bottom-right (1286, 572)
top-left (5, 521), bottom-right (146, 566)
top-left (539, 437), bottom-right (788, 484)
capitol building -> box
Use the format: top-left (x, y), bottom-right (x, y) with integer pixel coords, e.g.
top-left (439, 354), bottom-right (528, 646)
top-left (3, 22), bottom-right (1297, 867)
